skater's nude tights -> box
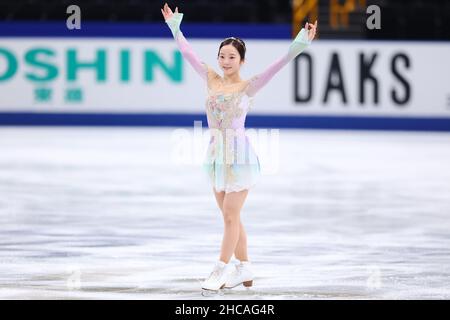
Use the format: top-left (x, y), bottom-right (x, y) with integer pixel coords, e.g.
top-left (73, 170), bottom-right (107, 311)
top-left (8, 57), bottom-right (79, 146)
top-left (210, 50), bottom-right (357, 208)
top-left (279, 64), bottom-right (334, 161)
top-left (213, 188), bottom-right (249, 263)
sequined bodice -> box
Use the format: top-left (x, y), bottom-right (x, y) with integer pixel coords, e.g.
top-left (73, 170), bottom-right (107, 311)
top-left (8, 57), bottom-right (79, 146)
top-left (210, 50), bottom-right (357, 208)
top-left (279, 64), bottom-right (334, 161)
top-left (205, 89), bottom-right (253, 131)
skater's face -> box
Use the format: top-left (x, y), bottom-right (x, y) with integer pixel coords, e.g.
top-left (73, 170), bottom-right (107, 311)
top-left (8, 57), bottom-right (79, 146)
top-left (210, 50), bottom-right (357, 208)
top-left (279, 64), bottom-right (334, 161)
top-left (218, 45), bottom-right (244, 76)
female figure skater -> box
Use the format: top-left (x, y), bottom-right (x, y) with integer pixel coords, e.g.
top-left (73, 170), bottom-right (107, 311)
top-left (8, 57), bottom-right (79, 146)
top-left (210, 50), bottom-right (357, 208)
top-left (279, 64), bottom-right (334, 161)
top-left (161, 3), bottom-right (317, 294)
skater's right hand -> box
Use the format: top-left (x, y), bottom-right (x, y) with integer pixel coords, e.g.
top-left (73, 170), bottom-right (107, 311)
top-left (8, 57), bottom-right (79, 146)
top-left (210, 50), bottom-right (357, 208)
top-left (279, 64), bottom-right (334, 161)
top-left (161, 2), bottom-right (179, 21)
top-left (305, 20), bottom-right (318, 41)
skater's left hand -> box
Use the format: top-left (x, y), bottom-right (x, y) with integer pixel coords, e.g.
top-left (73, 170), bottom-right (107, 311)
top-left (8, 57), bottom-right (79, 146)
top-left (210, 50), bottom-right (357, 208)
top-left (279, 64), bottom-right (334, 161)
top-left (305, 20), bottom-right (318, 41)
top-left (161, 2), bottom-right (179, 21)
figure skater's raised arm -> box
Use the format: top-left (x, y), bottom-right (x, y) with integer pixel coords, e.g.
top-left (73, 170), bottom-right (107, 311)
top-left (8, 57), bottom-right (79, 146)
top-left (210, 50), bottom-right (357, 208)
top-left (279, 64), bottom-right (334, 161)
top-left (161, 3), bottom-right (208, 82)
top-left (245, 20), bottom-right (318, 97)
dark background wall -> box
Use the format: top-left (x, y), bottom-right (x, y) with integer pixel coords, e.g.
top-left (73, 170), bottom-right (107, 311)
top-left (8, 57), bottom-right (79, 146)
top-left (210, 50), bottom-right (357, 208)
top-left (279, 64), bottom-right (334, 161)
top-left (0, 0), bottom-right (449, 40)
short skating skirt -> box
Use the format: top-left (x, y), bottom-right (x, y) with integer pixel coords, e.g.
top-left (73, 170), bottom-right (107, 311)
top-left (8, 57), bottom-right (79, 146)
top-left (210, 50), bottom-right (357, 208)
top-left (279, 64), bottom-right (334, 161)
top-left (202, 133), bottom-right (261, 193)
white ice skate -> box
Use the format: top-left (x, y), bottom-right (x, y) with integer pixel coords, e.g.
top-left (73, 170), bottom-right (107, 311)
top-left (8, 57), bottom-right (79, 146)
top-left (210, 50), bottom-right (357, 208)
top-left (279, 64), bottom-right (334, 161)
top-left (224, 260), bottom-right (254, 289)
top-left (201, 260), bottom-right (231, 296)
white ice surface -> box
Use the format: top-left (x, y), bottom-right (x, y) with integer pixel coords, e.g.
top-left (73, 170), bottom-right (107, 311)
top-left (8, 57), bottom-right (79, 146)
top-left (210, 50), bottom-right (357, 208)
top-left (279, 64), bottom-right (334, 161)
top-left (0, 127), bottom-right (449, 299)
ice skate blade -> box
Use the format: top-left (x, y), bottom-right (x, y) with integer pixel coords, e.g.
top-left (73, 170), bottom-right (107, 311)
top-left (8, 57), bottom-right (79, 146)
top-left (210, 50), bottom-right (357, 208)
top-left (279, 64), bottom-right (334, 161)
top-left (201, 284), bottom-right (225, 296)
top-left (201, 289), bottom-right (225, 297)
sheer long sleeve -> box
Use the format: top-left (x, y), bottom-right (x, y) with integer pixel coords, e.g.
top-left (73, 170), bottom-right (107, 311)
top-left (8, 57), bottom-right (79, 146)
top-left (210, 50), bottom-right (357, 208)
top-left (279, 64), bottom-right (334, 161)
top-left (165, 12), bottom-right (208, 82)
top-left (245, 28), bottom-right (312, 97)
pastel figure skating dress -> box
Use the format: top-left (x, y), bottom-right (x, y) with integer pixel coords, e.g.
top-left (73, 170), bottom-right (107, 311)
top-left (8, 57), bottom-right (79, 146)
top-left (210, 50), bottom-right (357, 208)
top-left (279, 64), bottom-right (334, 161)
top-left (165, 13), bottom-right (312, 193)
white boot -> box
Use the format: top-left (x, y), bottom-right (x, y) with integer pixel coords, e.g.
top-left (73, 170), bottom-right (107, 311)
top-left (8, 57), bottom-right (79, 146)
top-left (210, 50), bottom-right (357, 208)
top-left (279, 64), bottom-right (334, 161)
top-left (224, 260), bottom-right (254, 289)
top-left (201, 260), bottom-right (231, 291)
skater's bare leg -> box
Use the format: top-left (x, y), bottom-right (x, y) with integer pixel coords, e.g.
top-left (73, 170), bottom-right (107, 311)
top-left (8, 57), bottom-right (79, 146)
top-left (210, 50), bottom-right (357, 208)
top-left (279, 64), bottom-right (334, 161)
top-left (234, 221), bottom-right (248, 261)
top-left (213, 187), bottom-right (249, 262)
top-left (219, 189), bottom-right (248, 263)
top-left (213, 187), bottom-right (225, 212)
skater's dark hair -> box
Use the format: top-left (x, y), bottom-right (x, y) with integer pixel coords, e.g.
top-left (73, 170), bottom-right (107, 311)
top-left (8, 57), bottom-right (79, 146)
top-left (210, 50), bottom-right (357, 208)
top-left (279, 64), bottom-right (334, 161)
top-left (218, 37), bottom-right (246, 62)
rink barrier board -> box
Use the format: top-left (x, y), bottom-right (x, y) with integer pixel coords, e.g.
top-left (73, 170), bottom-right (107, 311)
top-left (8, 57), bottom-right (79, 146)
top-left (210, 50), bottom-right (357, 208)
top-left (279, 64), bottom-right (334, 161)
top-left (1, 22), bottom-right (449, 131)
top-left (0, 112), bottom-right (449, 131)
top-left (2, 21), bottom-right (450, 41)
top-left (0, 21), bottom-right (293, 39)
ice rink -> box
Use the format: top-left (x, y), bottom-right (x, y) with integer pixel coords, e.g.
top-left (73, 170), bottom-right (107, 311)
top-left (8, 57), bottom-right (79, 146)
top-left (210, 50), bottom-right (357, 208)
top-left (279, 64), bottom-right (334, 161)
top-left (0, 126), bottom-right (449, 299)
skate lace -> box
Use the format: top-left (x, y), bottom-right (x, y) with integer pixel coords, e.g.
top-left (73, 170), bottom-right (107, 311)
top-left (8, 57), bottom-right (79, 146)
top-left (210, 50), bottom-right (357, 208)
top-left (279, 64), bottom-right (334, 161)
top-left (231, 264), bottom-right (244, 277)
top-left (208, 266), bottom-right (223, 281)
